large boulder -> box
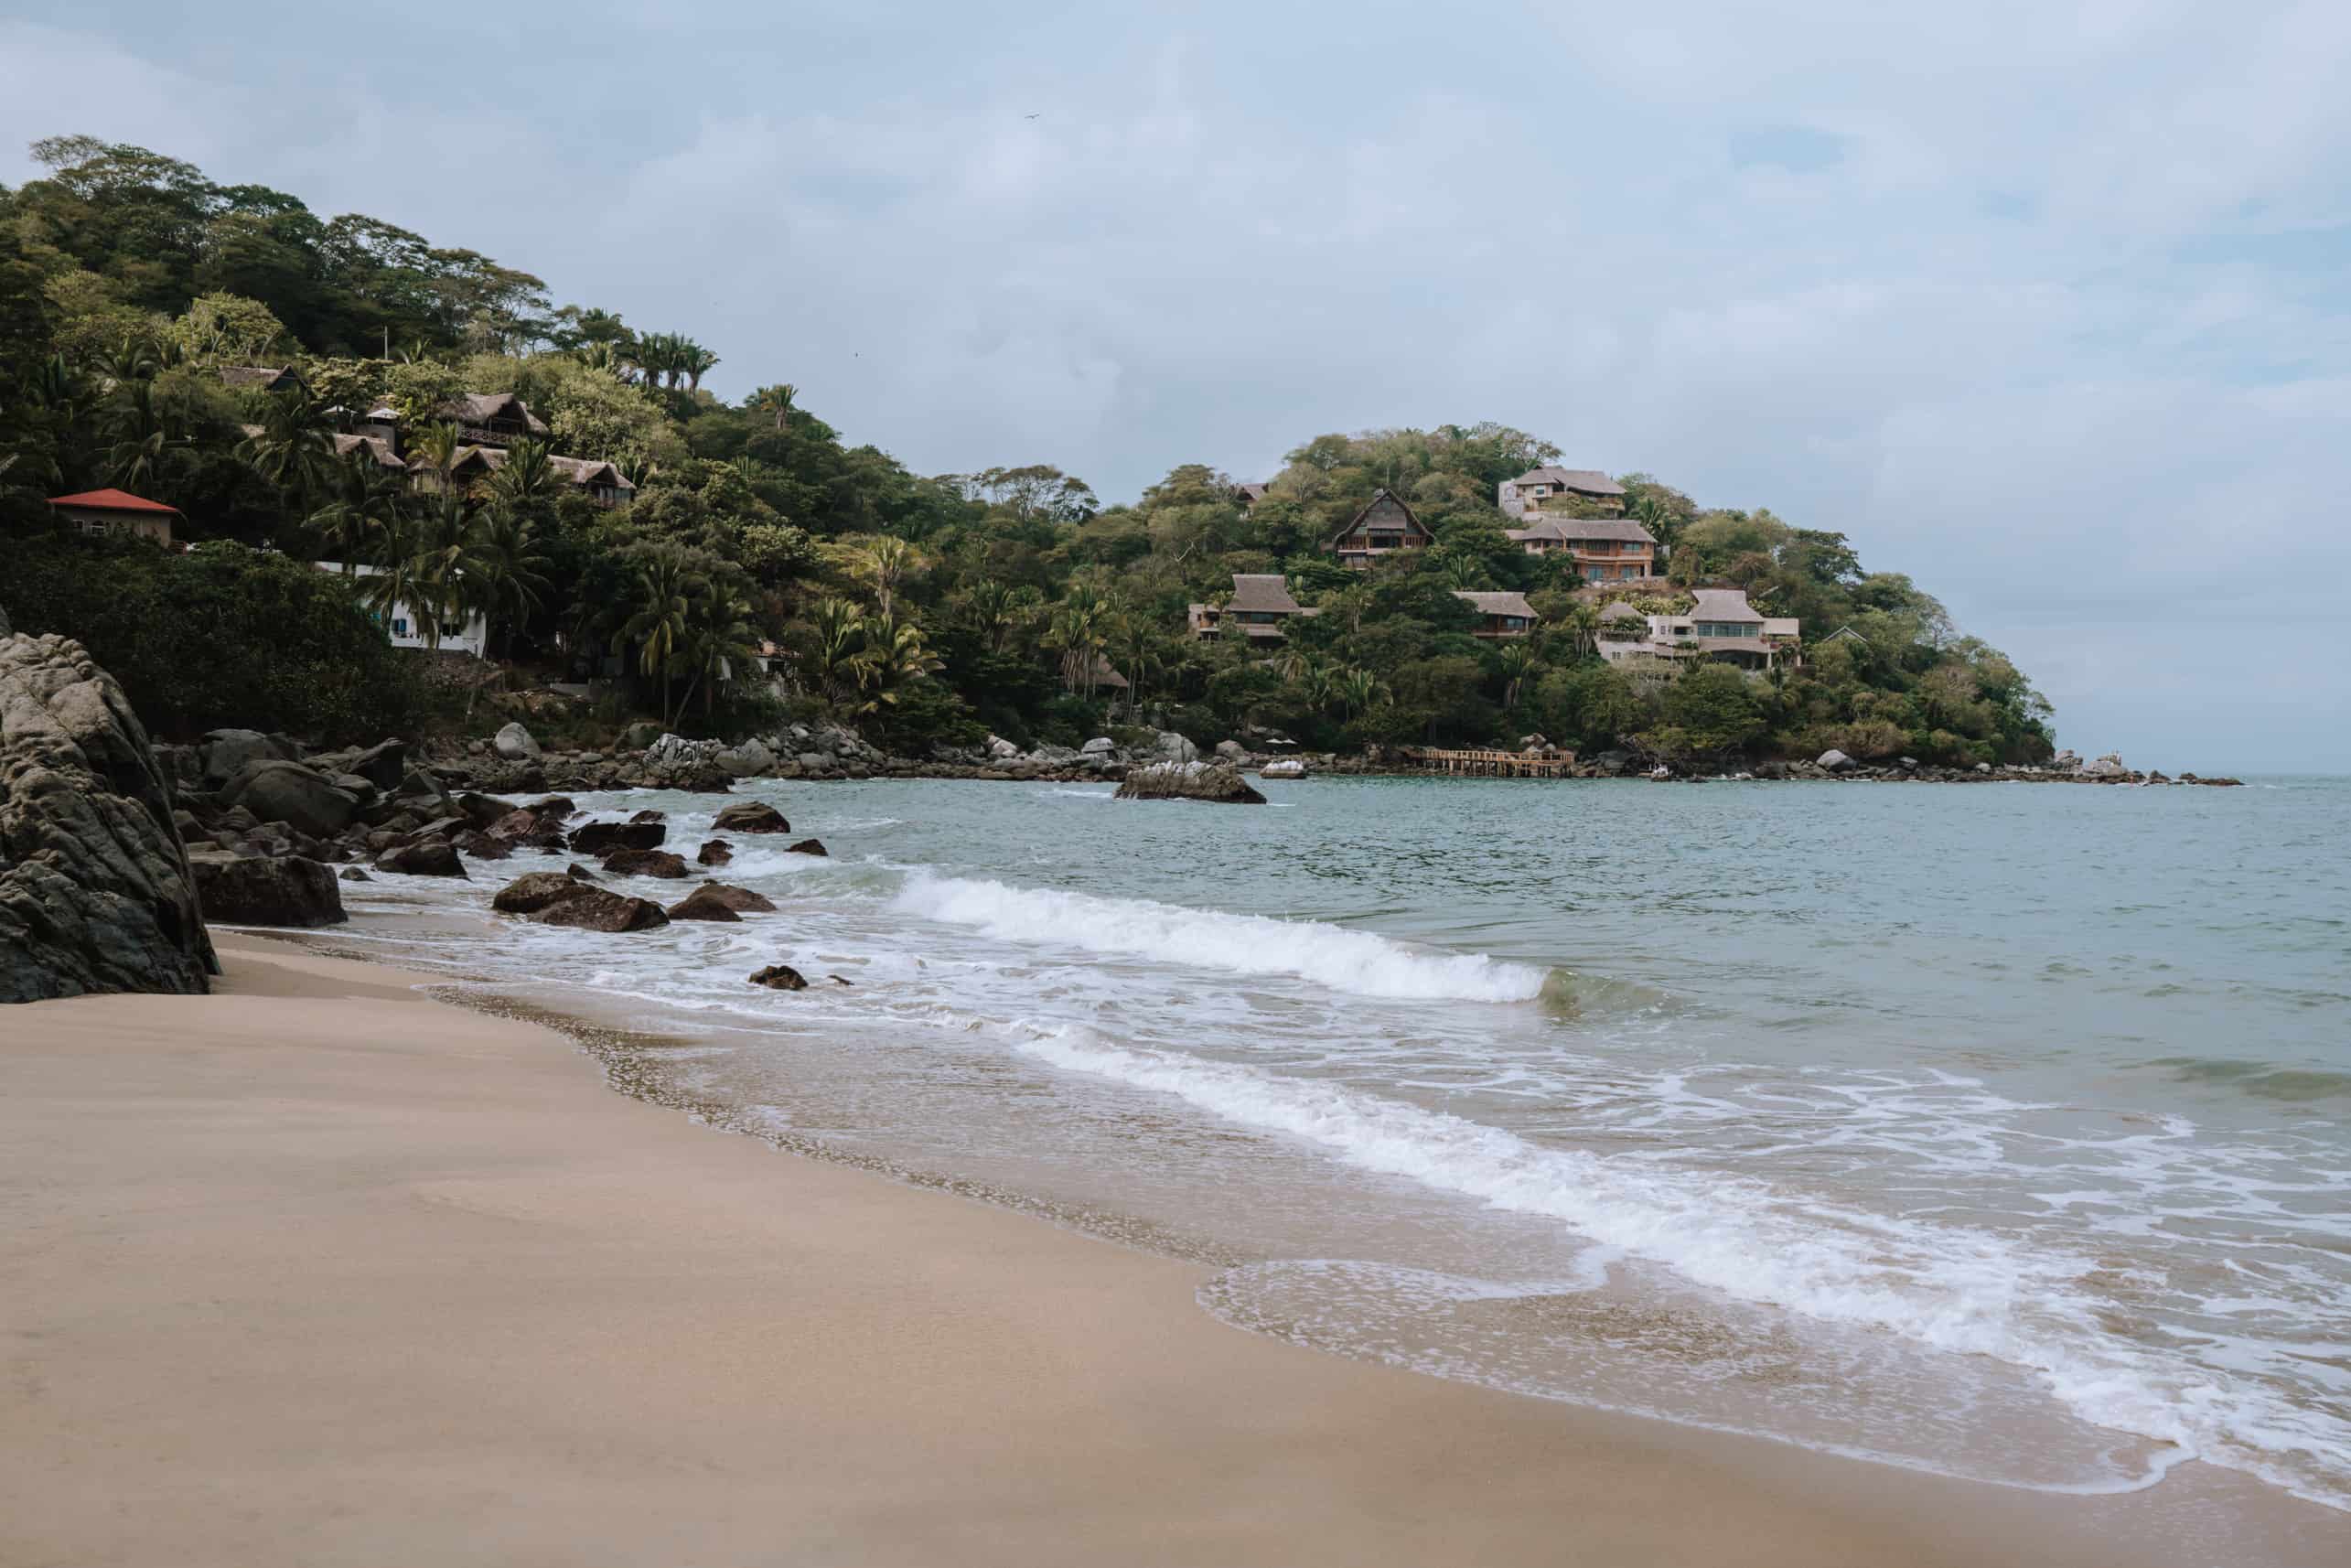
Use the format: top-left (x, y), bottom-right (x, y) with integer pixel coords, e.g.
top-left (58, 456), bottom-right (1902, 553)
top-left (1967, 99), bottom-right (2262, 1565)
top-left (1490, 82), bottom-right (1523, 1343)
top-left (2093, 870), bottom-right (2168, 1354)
top-left (712, 800), bottom-right (790, 835)
top-left (374, 841), bottom-right (468, 877)
top-left (696, 839), bottom-right (734, 866)
top-left (570, 820), bottom-right (667, 854)
top-left (0, 632), bottom-right (220, 1002)
top-left (224, 759), bottom-right (359, 840)
top-left (2080, 752), bottom-right (2129, 779)
top-left (1816, 749), bottom-right (1855, 772)
top-left (747, 963), bottom-right (809, 991)
top-left (531, 886), bottom-right (669, 932)
top-left (188, 852), bottom-right (346, 929)
top-left (1261, 759), bottom-right (1307, 779)
top-left (199, 727), bottom-right (295, 789)
top-left (347, 738), bottom-right (408, 793)
top-left (715, 738), bottom-right (775, 778)
top-left (1113, 761), bottom-right (1266, 805)
top-left (680, 882), bottom-right (776, 914)
top-left (1080, 736), bottom-right (1116, 757)
top-left (1154, 731), bottom-right (1199, 764)
top-left (986, 735), bottom-right (1020, 760)
top-left (785, 838), bottom-right (829, 857)
top-left (490, 870), bottom-right (597, 916)
top-left (493, 721), bottom-right (541, 761)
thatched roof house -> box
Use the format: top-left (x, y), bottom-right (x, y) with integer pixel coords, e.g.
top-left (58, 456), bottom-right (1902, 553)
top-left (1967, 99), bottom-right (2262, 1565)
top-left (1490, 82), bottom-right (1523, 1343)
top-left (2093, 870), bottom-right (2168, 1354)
top-left (1454, 590), bottom-right (1537, 639)
top-left (1498, 466), bottom-right (1624, 518)
top-left (220, 365), bottom-right (306, 393)
top-left (430, 392), bottom-right (549, 446)
top-left (1189, 573), bottom-right (1314, 641)
top-left (1326, 489), bottom-right (1431, 567)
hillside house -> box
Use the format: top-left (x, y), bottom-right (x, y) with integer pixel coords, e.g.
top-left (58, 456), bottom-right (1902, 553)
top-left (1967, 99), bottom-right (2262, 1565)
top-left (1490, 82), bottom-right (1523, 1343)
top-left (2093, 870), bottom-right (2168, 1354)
top-left (220, 365), bottom-right (306, 393)
top-left (1233, 481), bottom-right (1269, 512)
top-left (1506, 514), bottom-right (1659, 579)
top-left (1597, 587), bottom-right (1798, 671)
top-left (430, 392), bottom-right (549, 448)
top-left (48, 489), bottom-right (181, 545)
top-left (1326, 489), bottom-right (1432, 568)
top-left (406, 444), bottom-right (637, 508)
top-left (1497, 466), bottom-right (1624, 519)
top-left (1189, 574), bottom-right (1314, 641)
top-left (1455, 590), bottom-right (1537, 639)
top-left (313, 562), bottom-right (489, 657)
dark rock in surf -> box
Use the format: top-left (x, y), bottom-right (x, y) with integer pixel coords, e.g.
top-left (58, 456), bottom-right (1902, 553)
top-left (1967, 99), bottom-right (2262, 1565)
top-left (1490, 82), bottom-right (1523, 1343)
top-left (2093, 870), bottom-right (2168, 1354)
top-left (1112, 761), bottom-right (1266, 805)
top-left (712, 800), bottom-right (790, 835)
top-left (785, 838), bottom-right (829, 857)
top-left (569, 820), bottom-right (666, 855)
top-left (491, 871), bottom-right (596, 916)
top-left (531, 886), bottom-right (669, 932)
top-left (747, 963), bottom-right (809, 991)
top-left (696, 839), bottom-right (733, 866)
top-left (188, 852), bottom-right (346, 929)
top-left (373, 840), bottom-right (467, 878)
top-left (600, 847), bottom-right (691, 879)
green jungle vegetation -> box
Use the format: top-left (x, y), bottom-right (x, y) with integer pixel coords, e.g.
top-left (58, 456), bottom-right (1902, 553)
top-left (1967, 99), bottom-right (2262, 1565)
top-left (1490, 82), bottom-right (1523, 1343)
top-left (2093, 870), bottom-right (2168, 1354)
top-left (0, 136), bottom-right (2054, 765)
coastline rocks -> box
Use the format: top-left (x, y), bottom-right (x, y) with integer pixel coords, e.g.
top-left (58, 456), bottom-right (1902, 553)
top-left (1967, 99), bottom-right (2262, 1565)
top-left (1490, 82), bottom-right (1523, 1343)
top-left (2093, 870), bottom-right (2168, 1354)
top-left (564, 862), bottom-right (600, 880)
top-left (491, 871), bottom-right (596, 916)
top-left (199, 727), bottom-right (295, 789)
top-left (1113, 761), bottom-right (1267, 805)
top-left (696, 839), bottom-right (733, 866)
top-left (188, 852), bottom-right (347, 929)
top-left (373, 841), bottom-right (467, 878)
top-left (1816, 749), bottom-right (1855, 772)
top-left (569, 820), bottom-right (666, 855)
top-left (1080, 736), bottom-right (1116, 756)
top-left (716, 738), bottom-right (775, 778)
top-left (1154, 731), bottom-right (1199, 764)
top-left (0, 632), bottom-right (220, 1001)
top-left (712, 800), bottom-right (790, 835)
top-left (1261, 759), bottom-right (1307, 779)
top-left (629, 808), bottom-right (667, 824)
top-left (340, 866), bottom-right (370, 882)
top-left (2080, 752), bottom-right (2129, 779)
top-left (986, 735), bottom-right (1019, 760)
top-left (349, 738), bottom-right (408, 792)
top-left (224, 759), bottom-right (358, 840)
top-left (455, 830), bottom-right (511, 861)
top-left (600, 847), bottom-right (691, 879)
top-left (785, 838), bottom-right (829, 857)
top-left (493, 722), bottom-right (540, 761)
top-left (747, 963), bottom-right (809, 991)
top-left (532, 886), bottom-right (669, 932)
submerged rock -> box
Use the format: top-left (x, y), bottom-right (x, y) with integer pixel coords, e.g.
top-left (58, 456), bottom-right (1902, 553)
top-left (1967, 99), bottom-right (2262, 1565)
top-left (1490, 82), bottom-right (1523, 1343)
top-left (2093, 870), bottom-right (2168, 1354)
top-left (491, 871), bottom-right (596, 916)
top-left (0, 632), bottom-right (219, 1001)
top-left (678, 883), bottom-right (776, 915)
top-left (1113, 761), bottom-right (1266, 805)
top-left (188, 853), bottom-right (347, 929)
top-left (785, 838), bottom-right (829, 857)
top-left (569, 820), bottom-right (666, 854)
top-left (600, 847), bottom-right (690, 879)
top-left (746, 962), bottom-right (809, 991)
top-left (696, 839), bottom-right (734, 866)
top-left (665, 886), bottom-right (743, 922)
top-left (712, 800), bottom-right (790, 835)
top-left (531, 887), bottom-right (669, 932)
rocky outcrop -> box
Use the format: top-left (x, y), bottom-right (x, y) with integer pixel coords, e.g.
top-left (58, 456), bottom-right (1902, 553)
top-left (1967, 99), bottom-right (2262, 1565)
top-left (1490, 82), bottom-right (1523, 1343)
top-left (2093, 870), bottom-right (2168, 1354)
top-left (785, 838), bottom-right (829, 857)
top-left (492, 722), bottom-right (540, 761)
top-left (1261, 759), bottom-right (1307, 779)
top-left (199, 728), bottom-right (296, 789)
top-left (1, 632), bottom-right (220, 1002)
top-left (188, 852), bottom-right (346, 929)
top-left (673, 883), bottom-right (776, 916)
top-left (696, 839), bottom-right (734, 866)
top-left (569, 820), bottom-right (666, 855)
top-left (712, 800), bottom-right (790, 835)
top-left (1817, 749), bottom-right (1854, 772)
top-left (1113, 761), bottom-right (1267, 805)
top-left (2079, 752), bottom-right (2129, 779)
top-left (747, 963), bottom-right (809, 991)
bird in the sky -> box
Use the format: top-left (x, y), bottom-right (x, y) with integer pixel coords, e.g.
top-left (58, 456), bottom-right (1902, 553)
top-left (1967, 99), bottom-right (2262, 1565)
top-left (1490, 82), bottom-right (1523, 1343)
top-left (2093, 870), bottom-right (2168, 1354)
top-left (1025, 113), bottom-right (1040, 120)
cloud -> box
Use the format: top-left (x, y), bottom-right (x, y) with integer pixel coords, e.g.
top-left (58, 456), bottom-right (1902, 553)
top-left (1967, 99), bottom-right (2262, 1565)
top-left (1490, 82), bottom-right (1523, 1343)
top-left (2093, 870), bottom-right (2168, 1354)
top-left (4, 2), bottom-right (2348, 767)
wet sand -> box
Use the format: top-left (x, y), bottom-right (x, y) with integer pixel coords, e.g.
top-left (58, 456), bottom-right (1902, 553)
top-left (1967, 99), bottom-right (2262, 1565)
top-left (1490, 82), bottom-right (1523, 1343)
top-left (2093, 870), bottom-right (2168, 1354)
top-left (3, 937), bottom-right (2342, 1566)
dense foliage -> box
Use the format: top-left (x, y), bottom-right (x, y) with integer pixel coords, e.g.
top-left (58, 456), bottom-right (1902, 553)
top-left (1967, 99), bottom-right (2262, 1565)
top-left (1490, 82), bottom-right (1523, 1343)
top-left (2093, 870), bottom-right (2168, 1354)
top-left (0, 137), bottom-right (2055, 766)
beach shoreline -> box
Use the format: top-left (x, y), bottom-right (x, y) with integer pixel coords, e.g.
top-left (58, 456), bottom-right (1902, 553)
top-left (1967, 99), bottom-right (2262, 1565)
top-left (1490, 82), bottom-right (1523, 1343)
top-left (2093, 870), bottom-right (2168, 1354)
top-left (4, 936), bottom-right (2342, 1567)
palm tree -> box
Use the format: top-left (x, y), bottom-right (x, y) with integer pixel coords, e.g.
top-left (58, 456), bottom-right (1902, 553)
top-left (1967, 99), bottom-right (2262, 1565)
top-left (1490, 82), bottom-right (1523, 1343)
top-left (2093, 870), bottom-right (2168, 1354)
top-left (853, 611), bottom-right (942, 713)
top-left (1551, 601), bottom-right (1602, 660)
top-left (357, 510), bottom-right (442, 650)
top-left (1496, 640), bottom-right (1540, 709)
top-left (961, 579), bottom-right (1034, 654)
top-left (489, 437), bottom-right (557, 511)
top-left (96, 332), bottom-right (159, 392)
top-left (1337, 667), bottom-right (1391, 719)
top-left (1109, 612), bottom-right (1166, 719)
top-left (617, 550), bottom-right (698, 728)
top-left (233, 387), bottom-right (339, 511)
top-left (673, 585), bottom-right (758, 720)
top-left (407, 421), bottom-right (467, 498)
top-left (469, 506), bottom-right (551, 661)
top-left (807, 596), bottom-right (871, 705)
top-left (305, 455), bottom-right (409, 570)
top-left (754, 382), bottom-right (798, 432)
top-left (843, 533), bottom-right (923, 618)
top-left (410, 491), bottom-right (488, 655)
top-left (682, 342), bottom-right (720, 391)
top-left (1045, 585), bottom-right (1109, 698)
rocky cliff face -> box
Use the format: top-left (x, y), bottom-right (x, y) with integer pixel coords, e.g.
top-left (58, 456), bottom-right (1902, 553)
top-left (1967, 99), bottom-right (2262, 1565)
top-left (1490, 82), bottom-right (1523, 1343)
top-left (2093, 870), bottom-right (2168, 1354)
top-left (0, 632), bottom-right (220, 1002)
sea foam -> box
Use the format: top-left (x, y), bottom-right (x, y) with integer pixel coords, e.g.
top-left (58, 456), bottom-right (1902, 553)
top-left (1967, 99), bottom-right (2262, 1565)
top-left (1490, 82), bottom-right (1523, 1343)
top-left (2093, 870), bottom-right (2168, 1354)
top-left (892, 874), bottom-right (1548, 1002)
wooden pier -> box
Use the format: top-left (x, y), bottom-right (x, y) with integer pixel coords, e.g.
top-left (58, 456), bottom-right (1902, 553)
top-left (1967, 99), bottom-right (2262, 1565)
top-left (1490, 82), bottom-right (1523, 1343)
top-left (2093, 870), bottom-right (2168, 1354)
top-left (1400, 747), bottom-right (1579, 778)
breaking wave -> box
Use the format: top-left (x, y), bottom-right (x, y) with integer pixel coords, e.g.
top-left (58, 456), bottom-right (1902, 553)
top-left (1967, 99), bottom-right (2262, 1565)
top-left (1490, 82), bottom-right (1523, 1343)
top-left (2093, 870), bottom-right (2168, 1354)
top-left (891, 874), bottom-right (1548, 1003)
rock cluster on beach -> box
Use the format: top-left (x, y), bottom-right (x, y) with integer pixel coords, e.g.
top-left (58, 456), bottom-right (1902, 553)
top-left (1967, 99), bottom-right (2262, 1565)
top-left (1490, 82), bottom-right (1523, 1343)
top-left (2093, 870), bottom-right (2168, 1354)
top-left (0, 630), bottom-right (220, 1001)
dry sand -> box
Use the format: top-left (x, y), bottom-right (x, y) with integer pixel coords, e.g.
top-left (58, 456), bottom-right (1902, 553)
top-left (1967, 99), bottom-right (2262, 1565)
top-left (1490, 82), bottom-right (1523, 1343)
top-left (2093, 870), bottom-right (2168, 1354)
top-left (4, 937), bottom-right (2344, 1567)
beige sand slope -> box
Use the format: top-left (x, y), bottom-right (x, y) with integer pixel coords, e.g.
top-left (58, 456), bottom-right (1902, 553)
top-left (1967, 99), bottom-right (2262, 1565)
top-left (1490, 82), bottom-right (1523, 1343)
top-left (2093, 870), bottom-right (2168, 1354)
top-left (3, 939), bottom-right (2341, 1567)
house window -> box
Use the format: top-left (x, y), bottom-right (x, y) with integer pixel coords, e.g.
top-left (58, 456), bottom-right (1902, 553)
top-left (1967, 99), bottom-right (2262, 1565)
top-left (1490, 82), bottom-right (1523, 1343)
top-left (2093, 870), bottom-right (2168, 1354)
top-left (392, 618), bottom-right (410, 637)
top-left (1584, 564), bottom-right (1605, 580)
top-left (1369, 532), bottom-right (1403, 549)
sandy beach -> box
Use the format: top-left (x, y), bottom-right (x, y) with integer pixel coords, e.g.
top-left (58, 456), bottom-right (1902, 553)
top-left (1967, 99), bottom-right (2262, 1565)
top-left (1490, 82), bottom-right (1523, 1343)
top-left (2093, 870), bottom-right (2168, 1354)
top-left (2, 936), bottom-right (2340, 1567)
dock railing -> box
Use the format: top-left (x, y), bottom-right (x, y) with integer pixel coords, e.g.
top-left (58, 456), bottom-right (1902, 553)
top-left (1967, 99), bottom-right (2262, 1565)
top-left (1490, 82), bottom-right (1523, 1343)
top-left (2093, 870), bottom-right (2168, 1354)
top-left (1398, 747), bottom-right (1579, 777)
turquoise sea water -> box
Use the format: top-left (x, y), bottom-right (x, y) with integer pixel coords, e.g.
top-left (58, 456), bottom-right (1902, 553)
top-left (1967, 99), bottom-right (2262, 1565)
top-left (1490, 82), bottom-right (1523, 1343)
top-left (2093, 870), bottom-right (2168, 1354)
top-left (342, 774), bottom-right (2351, 1513)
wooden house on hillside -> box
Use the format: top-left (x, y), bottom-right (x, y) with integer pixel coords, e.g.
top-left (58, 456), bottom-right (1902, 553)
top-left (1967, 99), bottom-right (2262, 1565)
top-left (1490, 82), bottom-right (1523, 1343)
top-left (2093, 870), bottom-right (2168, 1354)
top-left (1189, 574), bottom-right (1315, 641)
top-left (1497, 466), bottom-right (1624, 518)
top-left (430, 392), bottom-right (549, 448)
top-left (1326, 489), bottom-right (1432, 569)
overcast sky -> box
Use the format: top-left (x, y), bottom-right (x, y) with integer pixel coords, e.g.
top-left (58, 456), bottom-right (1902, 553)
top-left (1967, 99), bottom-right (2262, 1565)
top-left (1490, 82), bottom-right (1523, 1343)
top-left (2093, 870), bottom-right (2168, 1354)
top-left (5, 2), bottom-right (2347, 769)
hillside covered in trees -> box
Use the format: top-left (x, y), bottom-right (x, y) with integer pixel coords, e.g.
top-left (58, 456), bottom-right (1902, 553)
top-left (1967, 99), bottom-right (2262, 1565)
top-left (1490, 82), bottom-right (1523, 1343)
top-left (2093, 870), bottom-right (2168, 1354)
top-left (0, 136), bottom-right (2054, 768)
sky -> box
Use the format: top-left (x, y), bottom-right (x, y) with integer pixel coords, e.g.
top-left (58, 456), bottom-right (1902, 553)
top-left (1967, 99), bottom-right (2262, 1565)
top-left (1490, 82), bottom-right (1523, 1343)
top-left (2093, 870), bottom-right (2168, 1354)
top-left (5, 1), bottom-right (2348, 770)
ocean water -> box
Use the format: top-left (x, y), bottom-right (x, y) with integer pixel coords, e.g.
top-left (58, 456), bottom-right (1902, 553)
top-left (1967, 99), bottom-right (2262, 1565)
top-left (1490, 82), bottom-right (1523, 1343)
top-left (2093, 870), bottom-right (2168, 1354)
top-left (332, 774), bottom-right (2351, 1514)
